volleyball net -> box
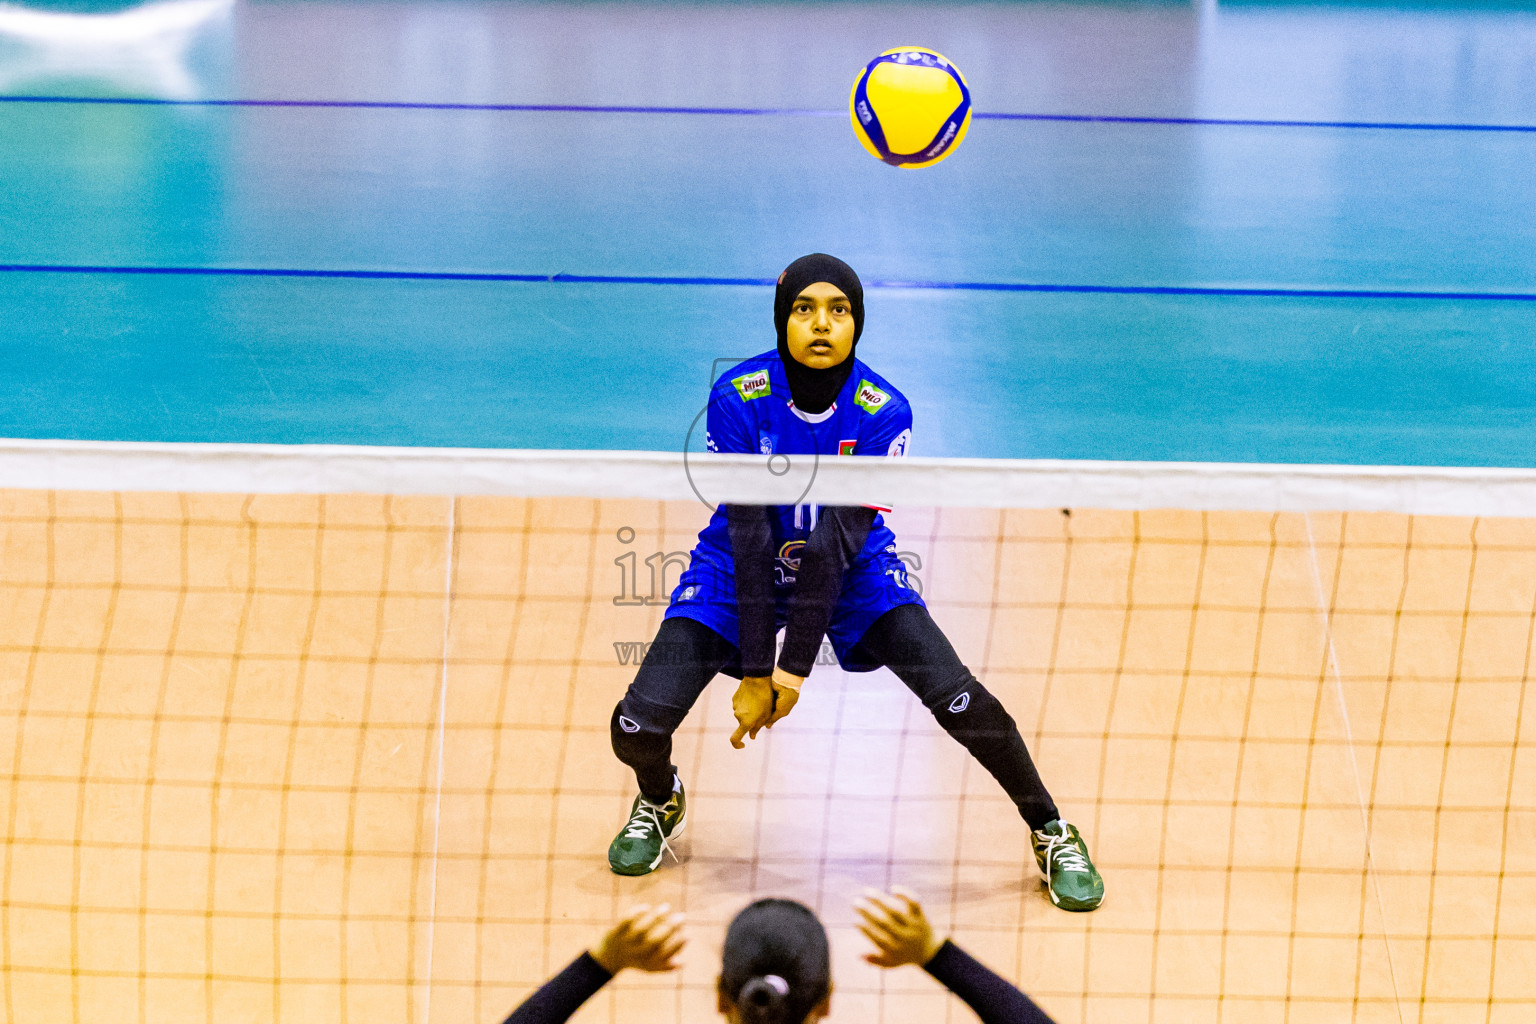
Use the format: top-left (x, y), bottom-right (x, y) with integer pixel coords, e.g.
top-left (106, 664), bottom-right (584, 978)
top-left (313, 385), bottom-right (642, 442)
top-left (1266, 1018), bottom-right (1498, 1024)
top-left (2, 441), bottom-right (1533, 1024)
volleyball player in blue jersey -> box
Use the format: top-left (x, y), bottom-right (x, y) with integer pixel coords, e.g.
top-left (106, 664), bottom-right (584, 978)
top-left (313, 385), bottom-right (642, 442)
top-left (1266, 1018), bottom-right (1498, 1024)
top-left (606, 254), bottom-right (1103, 912)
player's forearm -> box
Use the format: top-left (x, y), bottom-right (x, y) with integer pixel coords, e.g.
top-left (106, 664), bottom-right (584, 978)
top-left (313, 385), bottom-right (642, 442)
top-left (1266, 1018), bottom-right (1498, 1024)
top-left (502, 952), bottom-right (612, 1024)
top-left (923, 942), bottom-right (1055, 1024)
top-left (923, 940), bottom-right (1056, 1024)
top-left (779, 505), bottom-right (876, 675)
top-left (727, 504), bottom-right (777, 677)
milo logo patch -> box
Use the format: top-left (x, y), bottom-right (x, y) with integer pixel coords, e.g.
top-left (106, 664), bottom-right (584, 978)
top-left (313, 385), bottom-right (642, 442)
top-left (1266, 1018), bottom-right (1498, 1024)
top-left (732, 370), bottom-right (771, 401)
top-left (854, 380), bottom-right (890, 414)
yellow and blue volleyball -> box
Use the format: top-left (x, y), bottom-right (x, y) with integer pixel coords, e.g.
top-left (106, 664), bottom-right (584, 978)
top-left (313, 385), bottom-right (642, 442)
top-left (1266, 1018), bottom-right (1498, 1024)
top-left (849, 47), bottom-right (972, 168)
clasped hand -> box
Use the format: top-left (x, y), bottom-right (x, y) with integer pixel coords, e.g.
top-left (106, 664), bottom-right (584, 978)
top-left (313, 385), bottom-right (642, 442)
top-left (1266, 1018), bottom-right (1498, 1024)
top-left (729, 666), bottom-right (803, 749)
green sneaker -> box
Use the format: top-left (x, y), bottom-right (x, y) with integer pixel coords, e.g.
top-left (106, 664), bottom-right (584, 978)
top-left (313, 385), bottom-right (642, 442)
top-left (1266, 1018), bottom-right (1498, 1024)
top-left (607, 775), bottom-right (687, 876)
top-left (1032, 820), bottom-right (1104, 912)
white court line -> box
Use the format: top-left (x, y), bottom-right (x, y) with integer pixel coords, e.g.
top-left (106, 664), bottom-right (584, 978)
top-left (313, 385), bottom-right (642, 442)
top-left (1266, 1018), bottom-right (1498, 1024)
top-left (422, 495), bottom-right (455, 1024)
top-left (1303, 512), bottom-right (1407, 1024)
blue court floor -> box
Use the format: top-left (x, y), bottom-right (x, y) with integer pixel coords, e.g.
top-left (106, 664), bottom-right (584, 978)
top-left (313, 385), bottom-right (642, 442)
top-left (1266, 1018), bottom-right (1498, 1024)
top-left (2, 0), bottom-right (1535, 465)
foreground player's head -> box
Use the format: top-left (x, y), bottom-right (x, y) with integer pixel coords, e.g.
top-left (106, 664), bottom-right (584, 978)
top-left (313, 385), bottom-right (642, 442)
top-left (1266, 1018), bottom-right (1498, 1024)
top-left (717, 898), bottom-right (832, 1024)
top-left (774, 253), bottom-right (864, 415)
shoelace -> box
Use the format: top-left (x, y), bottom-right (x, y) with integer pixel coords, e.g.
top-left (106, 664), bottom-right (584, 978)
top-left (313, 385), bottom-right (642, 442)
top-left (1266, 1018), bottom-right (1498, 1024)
top-left (1039, 830), bottom-right (1090, 875)
top-left (624, 799), bottom-right (677, 862)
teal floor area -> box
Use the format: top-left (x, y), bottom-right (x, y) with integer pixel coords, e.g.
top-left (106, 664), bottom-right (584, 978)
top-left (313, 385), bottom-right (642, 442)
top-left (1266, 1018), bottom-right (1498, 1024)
top-left (2, 0), bottom-right (1535, 465)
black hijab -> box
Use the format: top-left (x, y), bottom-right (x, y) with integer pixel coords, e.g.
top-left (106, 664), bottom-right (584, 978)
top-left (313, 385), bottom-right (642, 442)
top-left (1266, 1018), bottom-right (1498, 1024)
top-left (773, 253), bottom-right (864, 414)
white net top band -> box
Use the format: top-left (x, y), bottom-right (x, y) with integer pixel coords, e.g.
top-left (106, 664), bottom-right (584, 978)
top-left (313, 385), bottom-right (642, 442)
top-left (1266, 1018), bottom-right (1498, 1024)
top-left (0, 438), bottom-right (1532, 517)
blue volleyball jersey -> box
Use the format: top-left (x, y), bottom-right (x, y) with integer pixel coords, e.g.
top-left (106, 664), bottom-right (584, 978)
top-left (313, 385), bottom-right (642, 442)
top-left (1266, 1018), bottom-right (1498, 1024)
top-left (663, 351), bottom-right (923, 669)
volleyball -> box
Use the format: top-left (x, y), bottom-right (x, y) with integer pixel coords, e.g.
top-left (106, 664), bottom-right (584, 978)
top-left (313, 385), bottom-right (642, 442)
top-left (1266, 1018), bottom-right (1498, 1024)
top-left (849, 47), bottom-right (972, 168)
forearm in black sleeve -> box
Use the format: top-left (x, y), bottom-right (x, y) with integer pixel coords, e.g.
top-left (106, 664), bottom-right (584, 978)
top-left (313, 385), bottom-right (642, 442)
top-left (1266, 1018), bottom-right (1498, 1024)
top-left (502, 952), bottom-right (612, 1024)
top-left (923, 940), bottom-right (1056, 1024)
top-left (727, 504), bottom-right (777, 678)
top-left (778, 505), bottom-right (876, 677)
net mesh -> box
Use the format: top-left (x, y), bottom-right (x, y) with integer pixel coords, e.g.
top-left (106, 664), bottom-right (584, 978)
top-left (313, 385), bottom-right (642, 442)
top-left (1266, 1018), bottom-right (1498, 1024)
top-left (2, 488), bottom-right (1533, 1023)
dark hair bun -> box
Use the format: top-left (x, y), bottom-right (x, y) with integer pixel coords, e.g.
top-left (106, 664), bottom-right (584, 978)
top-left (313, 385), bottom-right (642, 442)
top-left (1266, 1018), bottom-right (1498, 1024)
top-left (738, 974), bottom-right (790, 1021)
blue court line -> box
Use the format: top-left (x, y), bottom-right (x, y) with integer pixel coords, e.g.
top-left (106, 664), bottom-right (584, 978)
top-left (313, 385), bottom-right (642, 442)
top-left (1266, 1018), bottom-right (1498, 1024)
top-left (2, 94), bottom-right (1534, 133)
top-left (4, 263), bottom-right (1535, 301)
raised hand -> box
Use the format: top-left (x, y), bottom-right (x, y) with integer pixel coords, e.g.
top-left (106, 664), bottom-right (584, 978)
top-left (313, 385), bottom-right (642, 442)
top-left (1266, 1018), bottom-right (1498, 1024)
top-left (854, 886), bottom-right (943, 968)
top-left (589, 904), bottom-right (687, 974)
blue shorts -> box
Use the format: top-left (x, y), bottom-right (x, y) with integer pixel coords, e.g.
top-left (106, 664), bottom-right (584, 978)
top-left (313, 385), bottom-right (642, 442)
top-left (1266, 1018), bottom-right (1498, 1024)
top-left (662, 547), bottom-right (924, 673)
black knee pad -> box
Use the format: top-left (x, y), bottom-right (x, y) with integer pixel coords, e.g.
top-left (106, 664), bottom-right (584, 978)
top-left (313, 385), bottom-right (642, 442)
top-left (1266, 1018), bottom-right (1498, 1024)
top-left (610, 694), bottom-right (686, 768)
top-left (926, 676), bottom-right (1018, 738)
